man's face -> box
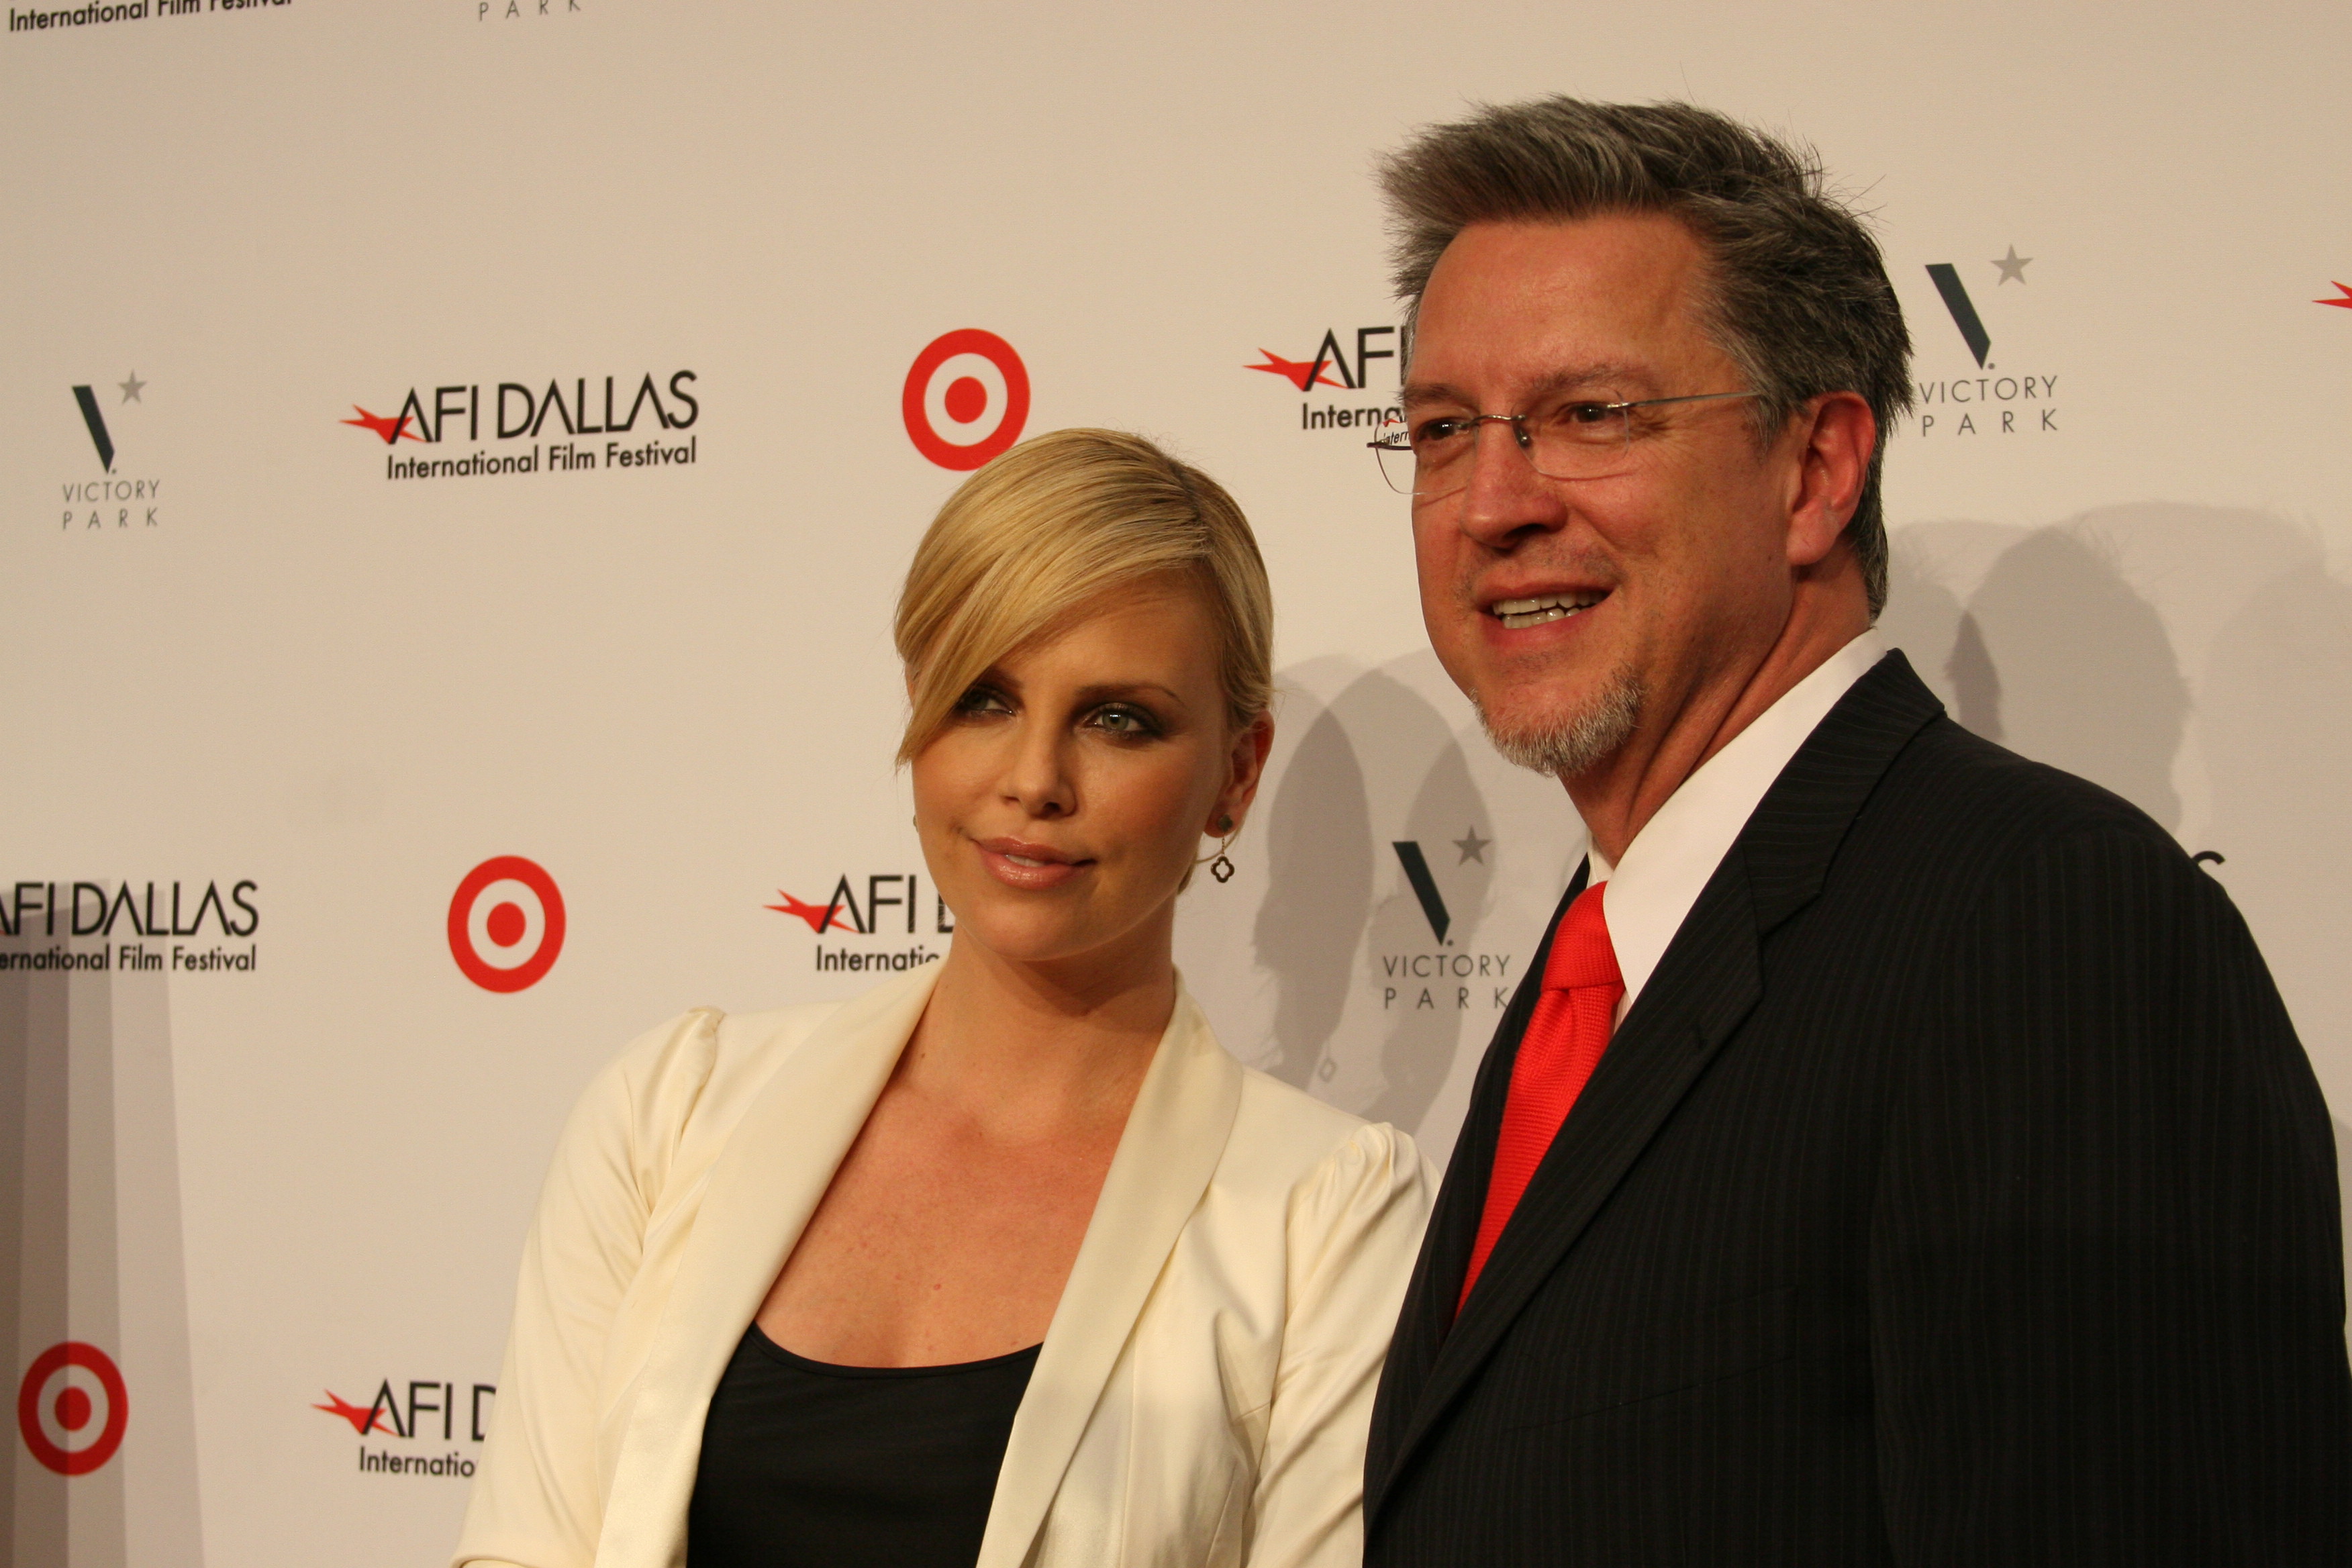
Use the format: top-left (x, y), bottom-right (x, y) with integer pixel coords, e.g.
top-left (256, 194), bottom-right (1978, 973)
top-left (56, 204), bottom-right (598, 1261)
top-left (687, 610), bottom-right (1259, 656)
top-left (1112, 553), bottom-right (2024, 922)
top-left (1406, 214), bottom-right (1802, 776)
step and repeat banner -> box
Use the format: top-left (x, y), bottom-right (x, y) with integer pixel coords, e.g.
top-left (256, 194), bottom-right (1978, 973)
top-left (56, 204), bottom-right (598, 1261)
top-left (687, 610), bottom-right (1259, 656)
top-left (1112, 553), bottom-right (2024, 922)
top-left (5, 3), bottom-right (2350, 1564)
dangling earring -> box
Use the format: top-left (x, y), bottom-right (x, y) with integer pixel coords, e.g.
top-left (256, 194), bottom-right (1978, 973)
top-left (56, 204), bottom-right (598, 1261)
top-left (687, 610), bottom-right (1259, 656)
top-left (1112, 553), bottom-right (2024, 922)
top-left (1209, 814), bottom-right (1237, 884)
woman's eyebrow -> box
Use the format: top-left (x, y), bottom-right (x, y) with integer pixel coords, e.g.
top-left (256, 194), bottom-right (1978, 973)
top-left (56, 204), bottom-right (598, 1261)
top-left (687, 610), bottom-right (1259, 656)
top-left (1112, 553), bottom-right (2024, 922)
top-left (1071, 681), bottom-right (1187, 707)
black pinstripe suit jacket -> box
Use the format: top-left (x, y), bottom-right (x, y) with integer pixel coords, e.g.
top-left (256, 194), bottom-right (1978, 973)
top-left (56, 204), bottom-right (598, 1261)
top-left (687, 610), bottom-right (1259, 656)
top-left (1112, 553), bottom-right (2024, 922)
top-left (1365, 652), bottom-right (2351, 1565)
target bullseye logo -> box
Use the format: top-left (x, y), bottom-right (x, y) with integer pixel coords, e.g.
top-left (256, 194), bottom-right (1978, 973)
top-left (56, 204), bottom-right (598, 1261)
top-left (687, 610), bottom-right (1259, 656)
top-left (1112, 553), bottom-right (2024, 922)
top-left (902, 330), bottom-right (1029, 471)
top-left (448, 856), bottom-right (566, 993)
top-left (19, 1342), bottom-right (127, 1476)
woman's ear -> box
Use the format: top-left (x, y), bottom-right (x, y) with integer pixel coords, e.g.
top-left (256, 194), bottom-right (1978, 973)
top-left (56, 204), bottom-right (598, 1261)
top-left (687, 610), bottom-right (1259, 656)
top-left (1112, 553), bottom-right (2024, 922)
top-left (1212, 712), bottom-right (1275, 834)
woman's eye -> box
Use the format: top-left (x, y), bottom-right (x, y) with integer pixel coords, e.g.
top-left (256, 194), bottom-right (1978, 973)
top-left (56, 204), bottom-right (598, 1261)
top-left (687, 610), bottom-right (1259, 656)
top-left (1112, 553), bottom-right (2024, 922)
top-left (1089, 704), bottom-right (1159, 738)
top-left (954, 685), bottom-right (1012, 717)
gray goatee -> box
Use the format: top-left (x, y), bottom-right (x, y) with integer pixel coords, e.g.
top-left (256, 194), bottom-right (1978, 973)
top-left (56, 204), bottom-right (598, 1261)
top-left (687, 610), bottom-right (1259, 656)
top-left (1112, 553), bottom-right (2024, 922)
top-left (1472, 665), bottom-right (1644, 779)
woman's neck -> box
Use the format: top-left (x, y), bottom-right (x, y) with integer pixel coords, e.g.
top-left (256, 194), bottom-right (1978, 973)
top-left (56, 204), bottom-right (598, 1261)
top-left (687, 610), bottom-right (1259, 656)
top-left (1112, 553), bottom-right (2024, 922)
top-left (897, 918), bottom-right (1175, 1137)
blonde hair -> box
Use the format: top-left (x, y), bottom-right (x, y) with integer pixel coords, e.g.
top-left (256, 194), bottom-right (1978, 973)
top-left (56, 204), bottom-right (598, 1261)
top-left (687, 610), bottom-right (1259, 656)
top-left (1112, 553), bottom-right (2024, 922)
top-left (895, 428), bottom-right (1273, 764)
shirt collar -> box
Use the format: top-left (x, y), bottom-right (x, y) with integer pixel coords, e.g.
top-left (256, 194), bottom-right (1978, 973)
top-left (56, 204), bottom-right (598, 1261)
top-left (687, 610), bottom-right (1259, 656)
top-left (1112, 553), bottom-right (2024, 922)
top-left (1587, 630), bottom-right (1890, 1017)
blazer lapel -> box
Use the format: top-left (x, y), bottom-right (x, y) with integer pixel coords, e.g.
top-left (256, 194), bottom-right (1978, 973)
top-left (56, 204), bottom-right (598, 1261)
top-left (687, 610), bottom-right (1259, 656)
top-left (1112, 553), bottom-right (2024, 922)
top-left (1371, 652), bottom-right (1945, 1512)
top-left (977, 983), bottom-right (1243, 1568)
top-left (595, 963), bottom-right (940, 1568)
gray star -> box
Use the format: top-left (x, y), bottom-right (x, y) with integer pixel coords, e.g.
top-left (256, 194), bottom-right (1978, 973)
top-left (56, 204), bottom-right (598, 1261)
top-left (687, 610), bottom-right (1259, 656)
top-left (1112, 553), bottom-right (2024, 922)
top-left (1453, 826), bottom-right (1491, 864)
top-left (117, 371), bottom-right (146, 403)
top-left (1992, 246), bottom-right (2032, 285)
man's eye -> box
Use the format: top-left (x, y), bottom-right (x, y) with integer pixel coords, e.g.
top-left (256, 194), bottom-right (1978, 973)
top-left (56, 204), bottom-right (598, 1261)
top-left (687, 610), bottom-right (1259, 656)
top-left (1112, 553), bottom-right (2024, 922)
top-left (1557, 401), bottom-right (1618, 427)
top-left (1413, 417), bottom-right (1473, 448)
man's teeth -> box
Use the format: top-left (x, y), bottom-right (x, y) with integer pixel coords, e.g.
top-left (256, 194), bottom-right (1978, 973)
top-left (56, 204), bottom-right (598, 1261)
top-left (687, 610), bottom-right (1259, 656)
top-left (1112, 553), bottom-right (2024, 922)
top-left (1006, 853), bottom-right (1046, 867)
top-left (1491, 593), bottom-right (1604, 630)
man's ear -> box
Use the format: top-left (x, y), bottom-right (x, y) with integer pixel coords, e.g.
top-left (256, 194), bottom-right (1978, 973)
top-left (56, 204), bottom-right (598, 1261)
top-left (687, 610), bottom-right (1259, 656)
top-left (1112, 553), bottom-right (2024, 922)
top-left (1784, 392), bottom-right (1875, 569)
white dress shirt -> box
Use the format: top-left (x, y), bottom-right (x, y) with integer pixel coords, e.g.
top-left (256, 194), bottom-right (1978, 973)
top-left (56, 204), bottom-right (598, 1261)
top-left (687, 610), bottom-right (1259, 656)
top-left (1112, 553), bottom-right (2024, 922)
top-left (1587, 631), bottom-right (1890, 1022)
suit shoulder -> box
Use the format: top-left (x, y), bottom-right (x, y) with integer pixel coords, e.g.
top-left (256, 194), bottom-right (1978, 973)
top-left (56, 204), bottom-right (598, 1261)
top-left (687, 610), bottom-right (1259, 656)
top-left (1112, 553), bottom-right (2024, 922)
top-left (1873, 714), bottom-right (2189, 865)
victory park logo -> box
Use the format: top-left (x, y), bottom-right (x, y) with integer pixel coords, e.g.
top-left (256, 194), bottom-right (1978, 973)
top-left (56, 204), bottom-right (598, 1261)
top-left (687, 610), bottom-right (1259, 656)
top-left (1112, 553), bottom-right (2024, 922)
top-left (1245, 325), bottom-right (1404, 436)
top-left (479, 0), bottom-right (580, 19)
top-left (56, 371), bottom-right (166, 532)
top-left (341, 369), bottom-right (700, 482)
top-left (1378, 829), bottom-right (1519, 1014)
top-left (313, 1375), bottom-right (495, 1479)
top-left (769, 870), bottom-right (951, 975)
top-left (1914, 247), bottom-right (2060, 440)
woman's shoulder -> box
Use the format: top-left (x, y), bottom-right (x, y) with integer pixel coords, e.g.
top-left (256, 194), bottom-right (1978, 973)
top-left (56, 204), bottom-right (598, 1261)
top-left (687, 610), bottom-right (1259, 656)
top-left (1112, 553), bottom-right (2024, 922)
top-left (1224, 1061), bottom-right (1428, 1198)
top-left (576, 998), bottom-right (849, 1159)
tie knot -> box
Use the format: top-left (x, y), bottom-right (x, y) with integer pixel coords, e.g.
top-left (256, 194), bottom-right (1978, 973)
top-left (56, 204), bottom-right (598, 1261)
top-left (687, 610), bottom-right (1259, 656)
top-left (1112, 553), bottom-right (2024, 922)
top-left (1544, 881), bottom-right (1621, 993)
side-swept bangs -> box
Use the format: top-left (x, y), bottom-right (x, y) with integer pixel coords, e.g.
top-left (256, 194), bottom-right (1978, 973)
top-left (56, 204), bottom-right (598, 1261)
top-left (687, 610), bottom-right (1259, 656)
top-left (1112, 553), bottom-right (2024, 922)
top-left (894, 428), bottom-right (1273, 765)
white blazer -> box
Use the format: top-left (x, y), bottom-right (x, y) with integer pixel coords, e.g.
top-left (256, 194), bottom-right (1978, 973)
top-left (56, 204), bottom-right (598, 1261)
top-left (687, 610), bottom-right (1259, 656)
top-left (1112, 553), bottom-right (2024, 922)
top-left (454, 963), bottom-right (1432, 1568)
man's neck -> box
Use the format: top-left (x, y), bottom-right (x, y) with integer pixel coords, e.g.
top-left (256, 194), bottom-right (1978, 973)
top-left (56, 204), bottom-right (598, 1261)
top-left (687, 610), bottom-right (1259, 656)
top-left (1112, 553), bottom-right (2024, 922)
top-left (1569, 589), bottom-right (1871, 865)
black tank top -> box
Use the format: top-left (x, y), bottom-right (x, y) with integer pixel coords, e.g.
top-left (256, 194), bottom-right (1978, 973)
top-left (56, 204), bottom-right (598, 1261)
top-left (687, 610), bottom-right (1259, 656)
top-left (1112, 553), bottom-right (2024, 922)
top-left (687, 1323), bottom-right (1040, 1568)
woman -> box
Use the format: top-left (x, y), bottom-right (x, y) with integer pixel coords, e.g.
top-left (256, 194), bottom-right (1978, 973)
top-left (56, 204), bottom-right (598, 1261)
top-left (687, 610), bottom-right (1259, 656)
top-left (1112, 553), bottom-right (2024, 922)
top-left (454, 429), bottom-right (1432, 1568)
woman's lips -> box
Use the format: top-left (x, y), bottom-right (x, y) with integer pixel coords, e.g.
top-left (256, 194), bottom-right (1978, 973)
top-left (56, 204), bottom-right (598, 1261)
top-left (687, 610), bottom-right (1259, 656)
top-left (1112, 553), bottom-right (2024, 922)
top-left (974, 837), bottom-right (1092, 891)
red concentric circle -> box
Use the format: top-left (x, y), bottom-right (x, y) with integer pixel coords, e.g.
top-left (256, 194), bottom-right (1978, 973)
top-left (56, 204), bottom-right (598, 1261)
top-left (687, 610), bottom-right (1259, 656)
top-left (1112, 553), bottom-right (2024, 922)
top-left (19, 1342), bottom-right (127, 1476)
top-left (447, 855), bottom-right (566, 993)
top-left (901, 329), bottom-right (1030, 470)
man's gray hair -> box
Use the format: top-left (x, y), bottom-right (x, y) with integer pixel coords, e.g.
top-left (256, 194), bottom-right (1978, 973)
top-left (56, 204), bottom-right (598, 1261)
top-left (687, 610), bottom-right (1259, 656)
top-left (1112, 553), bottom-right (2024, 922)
top-left (1377, 97), bottom-right (1914, 616)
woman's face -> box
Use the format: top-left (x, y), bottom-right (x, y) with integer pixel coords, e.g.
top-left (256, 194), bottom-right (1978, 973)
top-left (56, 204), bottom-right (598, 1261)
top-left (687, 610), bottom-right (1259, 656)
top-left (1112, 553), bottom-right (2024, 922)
top-left (912, 576), bottom-right (1271, 975)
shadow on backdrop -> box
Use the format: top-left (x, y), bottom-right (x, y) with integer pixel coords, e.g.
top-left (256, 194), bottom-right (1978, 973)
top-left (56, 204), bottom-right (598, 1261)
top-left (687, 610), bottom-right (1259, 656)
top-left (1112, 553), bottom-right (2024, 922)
top-left (1368, 714), bottom-right (1494, 1132)
top-left (1889, 506), bottom-right (2351, 1306)
top-left (0, 928), bottom-right (205, 1568)
top-left (1252, 695), bottom-right (1372, 1093)
top-left (1962, 528), bottom-right (2190, 827)
top-left (2200, 566), bottom-right (2352, 1155)
top-left (1253, 665), bottom-right (1493, 1135)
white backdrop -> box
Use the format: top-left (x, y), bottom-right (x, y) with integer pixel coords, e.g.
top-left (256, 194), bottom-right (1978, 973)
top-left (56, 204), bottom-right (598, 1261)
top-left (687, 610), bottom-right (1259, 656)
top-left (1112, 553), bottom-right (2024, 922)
top-left (5, 3), bottom-right (2350, 1563)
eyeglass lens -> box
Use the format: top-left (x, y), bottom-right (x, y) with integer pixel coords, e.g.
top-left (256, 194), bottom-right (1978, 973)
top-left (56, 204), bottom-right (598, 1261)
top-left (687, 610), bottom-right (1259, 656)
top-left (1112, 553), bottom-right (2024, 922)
top-left (1373, 397), bottom-right (1636, 497)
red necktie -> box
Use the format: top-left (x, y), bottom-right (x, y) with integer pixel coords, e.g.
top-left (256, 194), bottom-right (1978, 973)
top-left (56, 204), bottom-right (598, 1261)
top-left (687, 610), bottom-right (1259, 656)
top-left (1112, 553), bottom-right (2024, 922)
top-left (1457, 881), bottom-right (1623, 1313)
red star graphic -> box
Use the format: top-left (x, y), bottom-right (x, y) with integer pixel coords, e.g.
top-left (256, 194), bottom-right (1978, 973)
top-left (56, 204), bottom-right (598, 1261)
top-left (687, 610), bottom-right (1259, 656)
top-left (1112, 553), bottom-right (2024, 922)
top-left (765, 891), bottom-right (852, 933)
top-left (2316, 283), bottom-right (2352, 309)
top-left (1245, 350), bottom-right (1344, 391)
top-left (341, 405), bottom-right (422, 443)
top-left (313, 1390), bottom-right (393, 1435)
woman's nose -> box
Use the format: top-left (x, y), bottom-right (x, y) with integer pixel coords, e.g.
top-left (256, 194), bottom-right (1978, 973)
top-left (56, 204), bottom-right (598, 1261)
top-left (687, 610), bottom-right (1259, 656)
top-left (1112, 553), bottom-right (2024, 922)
top-left (1002, 722), bottom-right (1077, 818)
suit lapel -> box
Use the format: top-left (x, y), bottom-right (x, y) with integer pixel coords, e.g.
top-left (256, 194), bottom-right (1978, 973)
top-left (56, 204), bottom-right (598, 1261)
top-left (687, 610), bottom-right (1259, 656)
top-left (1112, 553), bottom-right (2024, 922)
top-left (977, 984), bottom-right (1242, 1568)
top-left (595, 964), bottom-right (938, 1568)
top-left (1365, 871), bottom-right (1579, 1518)
top-left (1369, 652), bottom-right (1945, 1515)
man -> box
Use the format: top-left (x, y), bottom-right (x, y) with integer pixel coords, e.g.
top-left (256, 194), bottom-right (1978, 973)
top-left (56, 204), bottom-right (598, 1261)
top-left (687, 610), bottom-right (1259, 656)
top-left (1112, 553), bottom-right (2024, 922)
top-left (1362, 98), bottom-right (2351, 1564)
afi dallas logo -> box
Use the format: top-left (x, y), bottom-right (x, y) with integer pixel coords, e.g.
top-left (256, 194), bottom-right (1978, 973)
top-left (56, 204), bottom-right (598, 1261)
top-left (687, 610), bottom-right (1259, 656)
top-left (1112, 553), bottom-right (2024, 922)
top-left (1915, 248), bottom-right (2059, 440)
top-left (448, 856), bottom-right (565, 993)
top-left (2314, 282), bottom-right (2352, 311)
top-left (903, 330), bottom-right (1028, 470)
top-left (342, 370), bottom-right (700, 482)
top-left (1380, 830), bottom-right (1518, 1013)
top-left (2, 879), bottom-right (259, 974)
top-left (60, 371), bottom-right (165, 532)
top-left (1246, 326), bottom-right (1403, 436)
top-left (18, 1341), bottom-right (128, 1477)
top-left (314, 1376), bottom-right (495, 1479)
top-left (770, 871), bottom-right (950, 974)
